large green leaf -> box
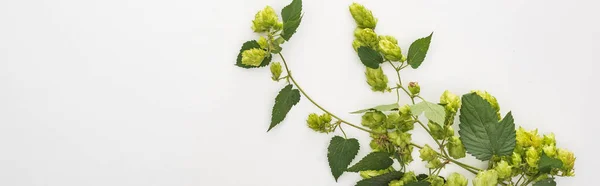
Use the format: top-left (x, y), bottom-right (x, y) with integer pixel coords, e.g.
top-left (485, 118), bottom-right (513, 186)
top-left (328, 136), bottom-right (360, 181)
top-left (357, 46), bottom-right (383, 69)
top-left (347, 152), bottom-right (393, 172)
top-left (280, 0), bottom-right (302, 41)
top-left (407, 33), bottom-right (433, 69)
top-left (538, 153), bottom-right (563, 174)
top-left (235, 40), bottom-right (272, 68)
top-left (350, 103), bottom-right (399, 114)
top-left (405, 181), bottom-right (431, 186)
top-left (268, 84), bottom-right (301, 131)
top-left (355, 171), bottom-right (404, 186)
top-left (410, 101), bottom-right (446, 125)
top-left (458, 93), bottom-right (516, 160)
top-left (533, 178), bottom-right (556, 186)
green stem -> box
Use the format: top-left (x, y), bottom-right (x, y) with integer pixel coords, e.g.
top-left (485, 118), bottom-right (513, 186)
top-left (278, 53), bottom-right (379, 134)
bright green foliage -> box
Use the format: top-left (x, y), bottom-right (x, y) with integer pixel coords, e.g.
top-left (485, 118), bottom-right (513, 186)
top-left (356, 171), bottom-right (404, 186)
top-left (365, 67), bottom-right (388, 92)
top-left (349, 3), bottom-right (377, 29)
top-left (494, 160), bottom-right (512, 179)
top-left (328, 136), bottom-right (360, 181)
top-left (270, 62), bottom-right (282, 81)
top-left (533, 178), bottom-right (557, 186)
top-left (446, 173), bottom-right (468, 186)
top-left (306, 113), bottom-right (333, 133)
top-left (347, 152), bottom-right (394, 172)
top-left (252, 6), bottom-right (281, 32)
top-left (236, 40), bottom-right (272, 68)
top-left (472, 170), bottom-right (498, 186)
top-left (410, 101), bottom-right (446, 126)
top-left (407, 33), bottom-right (433, 69)
top-left (268, 84), bottom-right (301, 131)
top-left (538, 153), bottom-right (563, 174)
top-left (447, 136), bottom-right (466, 159)
top-left (280, 0), bottom-right (302, 40)
top-left (359, 46), bottom-right (384, 69)
top-left (458, 93), bottom-right (516, 160)
top-left (351, 103), bottom-right (399, 114)
top-left (359, 167), bottom-right (394, 179)
top-left (378, 35), bottom-right (403, 61)
top-left (408, 82), bottom-right (420, 95)
top-left (471, 90), bottom-right (501, 119)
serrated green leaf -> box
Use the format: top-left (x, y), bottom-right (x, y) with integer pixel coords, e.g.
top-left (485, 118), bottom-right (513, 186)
top-left (328, 136), bottom-right (360, 181)
top-left (347, 152), bottom-right (393, 172)
top-left (458, 93), bottom-right (516, 160)
top-left (355, 171), bottom-right (404, 186)
top-left (533, 178), bottom-right (557, 186)
top-left (407, 33), bottom-right (433, 69)
top-left (350, 103), bottom-right (399, 114)
top-left (281, 0), bottom-right (302, 41)
top-left (538, 153), bottom-right (563, 174)
top-left (236, 40), bottom-right (272, 68)
top-left (268, 84), bottom-right (301, 131)
top-left (357, 46), bottom-right (383, 69)
top-left (405, 181), bottom-right (431, 186)
top-left (410, 101), bottom-right (446, 125)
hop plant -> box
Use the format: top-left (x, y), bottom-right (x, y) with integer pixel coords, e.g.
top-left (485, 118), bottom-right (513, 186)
top-left (235, 1), bottom-right (576, 186)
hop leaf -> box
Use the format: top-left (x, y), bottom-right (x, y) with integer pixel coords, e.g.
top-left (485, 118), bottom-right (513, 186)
top-left (280, 0), bottom-right (302, 41)
top-left (358, 46), bottom-right (384, 69)
top-left (268, 85), bottom-right (301, 131)
top-left (407, 33), bottom-right (433, 69)
top-left (458, 93), bottom-right (516, 160)
top-left (533, 178), bottom-right (557, 186)
top-left (328, 136), bottom-right (360, 181)
top-left (355, 171), bottom-right (404, 186)
top-left (410, 101), bottom-right (446, 126)
top-left (347, 152), bottom-right (393, 172)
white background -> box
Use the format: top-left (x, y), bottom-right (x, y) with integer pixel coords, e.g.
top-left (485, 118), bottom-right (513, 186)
top-left (0, 0), bottom-right (598, 185)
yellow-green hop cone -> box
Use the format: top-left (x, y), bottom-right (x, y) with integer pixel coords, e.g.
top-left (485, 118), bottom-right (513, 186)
top-left (525, 146), bottom-right (540, 168)
top-left (543, 133), bottom-right (556, 146)
top-left (270, 62), bottom-right (282, 81)
top-left (543, 145), bottom-right (557, 158)
top-left (494, 160), bottom-right (512, 179)
top-left (378, 37), bottom-right (403, 61)
top-left (306, 113), bottom-right (332, 133)
top-left (511, 152), bottom-right (523, 168)
top-left (354, 28), bottom-right (379, 49)
top-left (251, 6), bottom-right (280, 32)
top-left (349, 3), bottom-right (378, 29)
top-left (352, 39), bottom-right (366, 51)
top-left (426, 158), bottom-right (443, 169)
top-left (419, 144), bottom-right (437, 161)
top-left (557, 148), bottom-right (575, 176)
top-left (241, 48), bottom-right (267, 66)
top-left (427, 122), bottom-right (444, 140)
top-left (472, 170), bottom-right (498, 186)
top-left (447, 136), bottom-right (466, 159)
top-left (388, 130), bottom-right (411, 147)
top-left (516, 127), bottom-right (543, 148)
top-left (258, 36), bottom-right (269, 49)
top-left (440, 90), bottom-right (461, 113)
top-left (445, 125), bottom-right (455, 137)
top-left (471, 90), bottom-right (501, 119)
top-left (379, 35), bottom-right (398, 44)
top-left (399, 104), bottom-right (411, 115)
top-left (359, 167), bottom-right (393, 178)
top-left (365, 67), bottom-right (389, 92)
top-left (446, 172), bottom-right (468, 186)
top-left (361, 111), bottom-right (386, 128)
top-left (427, 176), bottom-right (444, 186)
top-left (408, 82), bottom-right (420, 95)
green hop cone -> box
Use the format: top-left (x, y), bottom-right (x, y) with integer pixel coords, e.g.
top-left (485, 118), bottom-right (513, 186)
top-left (378, 36), bottom-right (403, 61)
top-left (557, 148), bottom-right (575, 176)
top-left (419, 144), bottom-right (437, 161)
top-left (251, 6), bottom-right (280, 33)
top-left (270, 62), bottom-right (282, 81)
top-left (306, 113), bottom-right (332, 133)
top-left (447, 136), bottom-right (466, 159)
top-left (257, 36), bottom-right (269, 49)
top-left (543, 133), bottom-right (556, 146)
top-left (446, 172), bottom-right (468, 186)
top-left (428, 176), bottom-right (444, 186)
top-left (349, 3), bottom-right (378, 29)
top-left (385, 113), bottom-right (401, 129)
top-left (516, 127), bottom-right (543, 148)
top-left (365, 67), bottom-right (389, 92)
top-left (472, 170), bottom-right (499, 186)
top-left (525, 146), bottom-right (540, 168)
top-left (241, 48), bottom-right (267, 66)
top-left (494, 160), bottom-right (512, 179)
top-left (389, 171), bottom-right (417, 186)
top-left (361, 111), bottom-right (386, 128)
top-left (543, 145), bottom-right (557, 158)
top-left (359, 167), bottom-right (394, 179)
top-left (354, 28), bottom-right (379, 49)
top-left (427, 122), bottom-right (444, 140)
top-left (511, 152), bottom-right (523, 168)
top-left (408, 82), bottom-right (420, 95)
top-left (471, 90), bottom-right (501, 119)
top-left (352, 39), bottom-right (365, 51)
top-left (426, 158), bottom-right (443, 169)
top-left (388, 130), bottom-right (412, 147)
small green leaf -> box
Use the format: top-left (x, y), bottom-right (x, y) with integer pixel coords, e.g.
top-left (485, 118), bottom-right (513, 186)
top-left (538, 153), bottom-right (563, 174)
top-left (355, 171), bottom-right (404, 186)
top-left (268, 84), bottom-right (301, 131)
top-left (405, 181), bottom-right (431, 186)
top-left (410, 101), bottom-right (446, 125)
top-left (347, 152), bottom-right (393, 172)
top-left (350, 103), bottom-right (399, 114)
top-left (236, 40), bottom-right (272, 68)
top-left (458, 93), bottom-right (516, 160)
top-left (328, 136), bottom-right (360, 181)
top-left (281, 0), bottom-right (302, 41)
top-left (357, 46), bottom-right (383, 69)
top-left (407, 33), bottom-right (433, 69)
top-left (533, 178), bottom-right (557, 186)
